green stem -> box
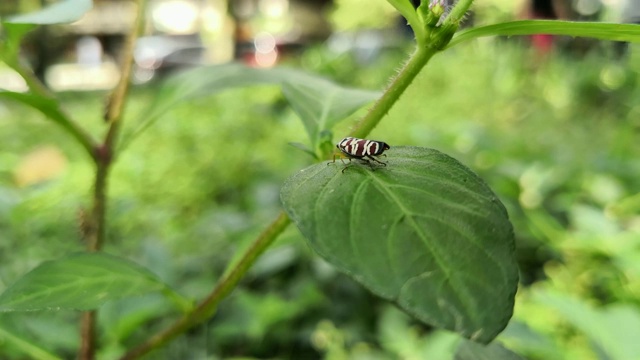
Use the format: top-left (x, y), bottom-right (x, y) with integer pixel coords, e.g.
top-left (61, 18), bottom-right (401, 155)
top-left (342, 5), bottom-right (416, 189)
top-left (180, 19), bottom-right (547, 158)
top-left (119, 212), bottom-right (292, 360)
top-left (350, 46), bottom-right (434, 139)
top-left (121, 4), bottom-right (460, 358)
top-left (119, 45), bottom-right (438, 356)
top-left (443, 0), bottom-right (475, 26)
top-left (80, 1), bottom-right (147, 358)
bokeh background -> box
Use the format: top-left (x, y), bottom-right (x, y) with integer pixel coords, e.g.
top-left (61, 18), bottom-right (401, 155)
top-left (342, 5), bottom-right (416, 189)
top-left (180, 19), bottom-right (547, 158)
top-left (1, 0), bottom-right (640, 359)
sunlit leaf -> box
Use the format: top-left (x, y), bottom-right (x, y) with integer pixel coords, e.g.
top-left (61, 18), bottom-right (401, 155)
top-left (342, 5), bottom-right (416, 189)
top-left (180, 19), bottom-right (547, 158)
top-left (449, 20), bottom-right (640, 48)
top-left (0, 253), bottom-right (170, 311)
top-left (535, 291), bottom-right (640, 360)
top-left (281, 146), bottom-right (518, 343)
top-left (5, 0), bottom-right (92, 24)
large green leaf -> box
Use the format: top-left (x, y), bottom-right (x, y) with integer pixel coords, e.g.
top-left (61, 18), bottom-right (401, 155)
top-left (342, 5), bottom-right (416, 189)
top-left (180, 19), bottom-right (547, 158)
top-left (5, 0), bottom-right (92, 24)
top-left (449, 20), bottom-right (640, 48)
top-left (123, 63), bottom-right (377, 150)
top-left (0, 253), bottom-right (171, 311)
top-left (281, 146), bottom-right (518, 343)
top-left (281, 81), bottom-right (379, 147)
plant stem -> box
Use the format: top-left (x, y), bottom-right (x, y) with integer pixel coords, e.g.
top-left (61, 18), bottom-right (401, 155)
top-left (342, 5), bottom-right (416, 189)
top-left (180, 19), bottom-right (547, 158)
top-left (103, 0), bottom-right (146, 153)
top-left (78, 311), bottom-right (96, 360)
top-left (119, 212), bottom-right (292, 360)
top-left (79, 1), bottom-right (146, 358)
top-left (350, 46), bottom-right (434, 139)
top-left (121, 5), bottom-right (458, 358)
top-left (443, 0), bottom-right (475, 26)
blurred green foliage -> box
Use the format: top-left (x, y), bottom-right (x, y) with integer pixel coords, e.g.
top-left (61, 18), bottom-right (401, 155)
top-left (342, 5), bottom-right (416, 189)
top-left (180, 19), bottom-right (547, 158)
top-left (1, 34), bottom-right (640, 358)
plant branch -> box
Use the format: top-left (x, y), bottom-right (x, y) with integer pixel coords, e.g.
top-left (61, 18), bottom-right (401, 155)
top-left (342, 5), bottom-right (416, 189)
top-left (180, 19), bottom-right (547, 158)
top-left (443, 0), bottom-right (474, 26)
top-left (119, 43), bottom-right (437, 354)
top-left (119, 4), bottom-right (459, 358)
top-left (103, 0), bottom-right (147, 155)
top-left (349, 46), bottom-right (434, 139)
top-left (79, 1), bottom-right (146, 359)
top-left (119, 212), bottom-right (292, 360)
top-left (86, 0), bottom-right (146, 252)
top-left (78, 311), bottom-right (96, 360)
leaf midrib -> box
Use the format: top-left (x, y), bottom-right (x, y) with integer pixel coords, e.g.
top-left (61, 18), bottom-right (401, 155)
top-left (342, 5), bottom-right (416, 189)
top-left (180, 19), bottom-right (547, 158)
top-left (364, 171), bottom-right (480, 326)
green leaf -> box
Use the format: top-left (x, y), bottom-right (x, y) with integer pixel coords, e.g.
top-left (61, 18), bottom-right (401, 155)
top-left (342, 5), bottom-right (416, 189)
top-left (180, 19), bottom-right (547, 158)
top-left (124, 63), bottom-right (377, 151)
top-left (455, 340), bottom-right (525, 360)
top-left (281, 146), bottom-right (518, 343)
top-left (5, 0), bottom-right (92, 24)
top-left (0, 322), bottom-right (62, 360)
top-left (0, 91), bottom-right (66, 123)
top-left (288, 142), bottom-right (319, 159)
top-left (387, 0), bottom-right (425, 43)
top-left (0, 91), bottom-right (97, 156)
top-left (0, 253), bottom-right (170, 311)
top-left (126, 63), bottom-right (291, 148)
top-left (449, 20), bottom-right (640, 48)
top-left (0, 23), bottom-right (36, 62)
top-left (281, 80), bottom-right (379, 148)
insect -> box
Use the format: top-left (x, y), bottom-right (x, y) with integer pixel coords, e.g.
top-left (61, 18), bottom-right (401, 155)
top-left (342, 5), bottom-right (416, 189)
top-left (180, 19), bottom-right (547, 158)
top-left (332, 137), bottom-right (390, 172)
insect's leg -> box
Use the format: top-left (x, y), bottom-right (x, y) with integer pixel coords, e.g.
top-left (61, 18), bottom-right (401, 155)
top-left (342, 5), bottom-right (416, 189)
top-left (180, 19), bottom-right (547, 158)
top-left (330, 154), bottom-right (350, 166)
top-left (341, 162), bottom-right (354, 173)
top-left (329, 154), bottom-right (337, 166)
top-left (366, 155), bottom-right (387, 166)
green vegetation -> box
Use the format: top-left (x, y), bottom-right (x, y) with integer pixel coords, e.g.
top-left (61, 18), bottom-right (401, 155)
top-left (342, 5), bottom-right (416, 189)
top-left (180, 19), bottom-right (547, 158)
top-left (1, 0), bottom-right (640, 359)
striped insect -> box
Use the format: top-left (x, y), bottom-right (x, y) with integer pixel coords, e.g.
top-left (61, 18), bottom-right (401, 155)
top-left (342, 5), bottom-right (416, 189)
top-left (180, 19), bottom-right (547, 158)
top-left (332, 137), bottom-right (390, 172)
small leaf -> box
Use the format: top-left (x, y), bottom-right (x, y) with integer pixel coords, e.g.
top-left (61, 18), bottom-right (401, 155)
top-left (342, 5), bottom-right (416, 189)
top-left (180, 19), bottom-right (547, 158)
top-left (0, 91), bottom-right (71, 127)
top-left (0, 23), bottom-right (36, 62)
top-left (0, 253), bottom-right (169, 311)
top-left (281, 80), bottom-right (379, 148)
top-left (281, 146), bottom-right (518, 343)
top-left (288, 142), bottom-right (318, 159)
top-left (449, 20), bottom-right (640, 48)
top-left (455, 340), bottom-right (525, 360)
top-left (135, 63), bottom-right (326, 128)
top-left (386, 0), bottom-right (426, 43)
top-left (5, 0), bottom-right (92, 24)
